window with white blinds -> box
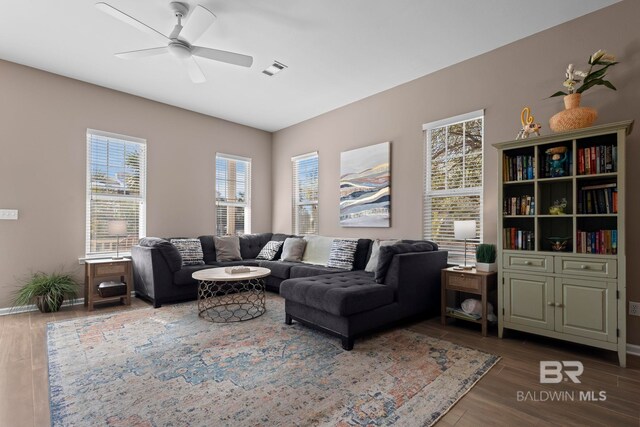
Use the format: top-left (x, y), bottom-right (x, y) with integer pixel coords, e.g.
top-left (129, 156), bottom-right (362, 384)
top-left (216, 154), bottom-right (251, 235)
top-left (292, 152), bottom-right (319, 235)
top-left (86, 130), bottom-right (146, 257)
top-left (423, 111), bottom-right (484, 265)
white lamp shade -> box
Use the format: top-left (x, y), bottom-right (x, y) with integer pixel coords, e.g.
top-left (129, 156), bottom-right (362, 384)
top-left (454, 220), bottom-right (476, 240)
top-left (108, 220), bottom-right (128, 236)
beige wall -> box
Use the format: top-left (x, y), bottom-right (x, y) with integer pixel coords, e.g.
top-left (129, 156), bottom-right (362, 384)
top-left (0, 60), bottom-right (272, 309)
top-left (272, 0), bottom-right (640, 344)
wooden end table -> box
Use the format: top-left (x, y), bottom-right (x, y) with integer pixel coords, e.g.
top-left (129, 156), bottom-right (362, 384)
top-left (84, 258), bottom-right (133, 311)
top-left (441, 267), bottom-right (497, 336)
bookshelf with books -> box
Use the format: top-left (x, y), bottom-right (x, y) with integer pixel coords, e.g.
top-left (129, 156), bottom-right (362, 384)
top-left (493, 120), bottom-right (633, 367)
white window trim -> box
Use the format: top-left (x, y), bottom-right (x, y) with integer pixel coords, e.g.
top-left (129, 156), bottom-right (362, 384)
top-left (85, 129), bottom-right (147, 258)
top-left (215, 153), bottom-right (252, 235)
top-left (423, 110), bottom-right (484, 264)
top-left (291, 151), bottom-right (319, 235)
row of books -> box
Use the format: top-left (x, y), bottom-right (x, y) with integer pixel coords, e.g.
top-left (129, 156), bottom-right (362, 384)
top-left (576, 229), bottom-right (617, 254)
top-left (503, 195), bottom-right (535, 216)
top-left (540, 149), bottom-right (572, 178)
top-left (577, 183), bottom-right (618, 214)
top-left (503, 154), bottom-right (535, 182)
top-left (503, 228), bottom-right (535, 250)
top-left (577, 145), bottom-right (617, 175)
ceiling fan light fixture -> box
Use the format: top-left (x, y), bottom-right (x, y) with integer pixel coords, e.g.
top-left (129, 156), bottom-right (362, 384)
top-left (262, 61), bottom-right (287, 77)
top-left (168, 42), bottom-right (191, 59)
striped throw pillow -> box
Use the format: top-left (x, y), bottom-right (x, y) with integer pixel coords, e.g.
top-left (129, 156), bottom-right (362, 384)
top-left (170, 239), bottom-right (205, 266)
top-left (256, 240), bottom-right (284, 260)
top-left (326, 239), bottom-right (358, 270)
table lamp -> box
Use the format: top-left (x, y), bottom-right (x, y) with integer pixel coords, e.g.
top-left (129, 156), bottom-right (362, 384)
top-left (454, 220), bottom-right (476, 270)
top-left (108, 220), bottom-right (128, 260)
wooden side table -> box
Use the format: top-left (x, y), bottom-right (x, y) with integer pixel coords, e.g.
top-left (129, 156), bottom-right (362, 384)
top-left (84, 259), bottom-right (133, 311)
top-left (441, 267), bottom-right (497, 336)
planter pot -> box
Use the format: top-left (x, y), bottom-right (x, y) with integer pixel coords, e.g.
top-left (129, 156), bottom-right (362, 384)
top-left (549, 93), bottom-right (597, 132)
top-left (476, 262), bottom-right (497, 273)
top-left (35, 295), bottom-right (64, 313)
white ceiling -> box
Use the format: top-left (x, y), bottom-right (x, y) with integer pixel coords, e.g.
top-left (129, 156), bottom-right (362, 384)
top-left (1, 0), bottom-right (619, 132)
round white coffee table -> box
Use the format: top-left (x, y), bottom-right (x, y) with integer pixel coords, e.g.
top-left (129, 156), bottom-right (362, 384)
top-left (192, 267), bottom-right (270, 322)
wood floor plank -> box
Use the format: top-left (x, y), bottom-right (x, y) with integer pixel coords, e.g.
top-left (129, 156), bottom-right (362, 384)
top-left (0, 361), bottom-right (35, 427)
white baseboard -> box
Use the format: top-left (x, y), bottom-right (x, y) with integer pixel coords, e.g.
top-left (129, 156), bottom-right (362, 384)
top-left (628, 344), bottom-right (640, 357)
top-left (0, 291), bottom-right (136, 316)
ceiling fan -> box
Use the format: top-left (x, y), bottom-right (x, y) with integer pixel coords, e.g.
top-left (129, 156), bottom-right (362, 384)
top-left (95, 2), bottom-right (253, 83)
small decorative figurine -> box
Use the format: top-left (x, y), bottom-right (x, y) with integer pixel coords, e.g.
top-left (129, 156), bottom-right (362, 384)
top-left (546, 146), bottom-right (568, 177)
top-left (547, 237), bottom-right (572, 252)
top-left (549, 198), bottom-right (568, 215)
top-left (516, 107), bottom-right (542, 139)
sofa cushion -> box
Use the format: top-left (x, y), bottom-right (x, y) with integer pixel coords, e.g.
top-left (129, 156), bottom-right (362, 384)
top-left (280, 271), bottom-right (394, 316)
top-left (198, 235), bottom-right (216, 264)
top-left (138, 237), bottom-right (183, 273)
top-left (301, 235), bottom-right (335, 265)
top-left (173, 265), bottom-right (212, 286)
top-left (326, 239), bottom-right (358, 270)
top-left (374, 242), bottom-right (437, 283)
top-left (289, 264), bottom-right (346, 278)
top-left (214, 236), bottom-right (242, 261)
top-left (213, 260), bottom-right (260, 267)
top-left (170, 238), bottom-right (205, 266)
top-left (256, 240), bottom-right (284, 260)
top-left (257, 260), bottom-right (300, 279)
top-left (365, 239), bottom-right (400, 272)
top-left (239, 233), bottom-right (273, 259)
top-left (281, 238), bottom-right (307, 262)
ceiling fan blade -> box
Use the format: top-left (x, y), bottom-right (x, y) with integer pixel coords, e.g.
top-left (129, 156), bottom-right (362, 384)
top-left (95, 2), bottom-right (169, 44)
top-left (192, 46), bottom-right (253, 68)
top-left (180, 5), bottom-right (216, 43)
top-left (115, 46), bottom-right (169, 59)
top-left (183, 57), bottom-right (206, 83)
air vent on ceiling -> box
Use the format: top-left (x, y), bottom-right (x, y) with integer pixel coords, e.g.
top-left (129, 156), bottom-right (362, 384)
top-left (262, 61), bottom-right (287, 76)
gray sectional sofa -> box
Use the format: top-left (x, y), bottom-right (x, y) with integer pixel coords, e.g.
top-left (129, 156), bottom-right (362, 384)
top-left (131, 233), bottom-right (447, 350)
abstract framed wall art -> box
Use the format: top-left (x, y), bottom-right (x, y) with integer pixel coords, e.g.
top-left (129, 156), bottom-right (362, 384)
top-left (339, 141), bottom-right (390, 227)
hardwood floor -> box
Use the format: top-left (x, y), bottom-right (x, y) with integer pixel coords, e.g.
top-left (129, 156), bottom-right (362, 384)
top-left (0, 298), bottom-right (638, 426)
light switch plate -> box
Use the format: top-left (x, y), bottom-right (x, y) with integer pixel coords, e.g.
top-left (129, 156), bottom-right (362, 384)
top-left (0, 209), bottom-right (19, 220)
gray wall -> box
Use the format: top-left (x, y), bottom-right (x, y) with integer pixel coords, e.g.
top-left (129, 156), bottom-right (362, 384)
top-left (0, 60), bottom-right (272, 309)
top-left (272, 0), bottom-right (640, 344)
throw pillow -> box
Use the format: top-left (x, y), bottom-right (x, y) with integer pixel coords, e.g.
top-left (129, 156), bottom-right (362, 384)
top-left (301, 235), bottom-right (335, 265)
top-left (374, 242), bottom-right (436, 283)
top-left (214, 236), bottom-right (242, 262)
top-left (138, 237), bottom-right (183, 272)
top-left (280, 238), bottom-right (307, 262)
top-left (365, 239), bottom-right (400, 272)
top-left (326, 239), bottom-right (359, 270)
top-left (170, 238), bottom-right (205, 266)
top-left (256, 240), bottom-right (284, 261)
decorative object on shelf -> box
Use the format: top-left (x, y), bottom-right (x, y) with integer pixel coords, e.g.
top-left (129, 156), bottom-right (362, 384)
top-left (516, 107), bottom-right (542, 139)
top-left (545, 146), bottom-right (568, 177)
top-left (339, 141), bottom-right (390, 227)
top-left (108, 219), bottom-right (128, 260)
top-left (547, 236), bottom-right (572, 252)
top-left (548, 198), bottom-right (568, 215)
top-left (97, 281), bottom-right (127, 298)
top-left (549, 50), bottom-right (619, 132)
top-left (12, 271), bottom-right (79, 313)
top-left (475, 243), bottom-right (497, 272)
top-left (453, 220), bottom-right (476, 270)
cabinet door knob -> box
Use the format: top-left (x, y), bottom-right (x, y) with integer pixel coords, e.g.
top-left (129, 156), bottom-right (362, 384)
top-left (581, 265), bottom-right (589, 269)
top-left (555, 303), bottom-right (564, 308)
top-left (524, 261), bottom-right (532, 265)
top-left (547, 301), bottom-right (555, 306)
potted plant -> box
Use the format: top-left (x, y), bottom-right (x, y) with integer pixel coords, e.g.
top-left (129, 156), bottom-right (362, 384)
top-left (476, 244), bottom-right (497, 272)
top-left (12, 272), bottom-right (79, 313)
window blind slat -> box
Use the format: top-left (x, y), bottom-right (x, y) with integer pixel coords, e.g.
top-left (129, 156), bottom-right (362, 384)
top-left (86, 130), bottom-right (146, 257)
top-left (292, 152), bottom-right (319, 235)
top-left (216, 154), bottom-right (251, 236)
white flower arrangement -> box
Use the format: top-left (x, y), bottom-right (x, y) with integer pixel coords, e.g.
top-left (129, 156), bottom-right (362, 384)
top-left (551, 49), bottom-right (618, 97)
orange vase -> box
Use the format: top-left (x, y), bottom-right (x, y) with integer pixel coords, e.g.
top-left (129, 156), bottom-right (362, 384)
top-left (549, 93), bottom-right (597, 132)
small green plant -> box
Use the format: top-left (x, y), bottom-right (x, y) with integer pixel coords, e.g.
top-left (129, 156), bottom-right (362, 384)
top-left (476, 244), bottom-right (496, 264)
top-left (12, 272), bottom-right (79, 313)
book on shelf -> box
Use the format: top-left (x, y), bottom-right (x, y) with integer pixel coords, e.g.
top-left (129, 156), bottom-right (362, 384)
top-left (503, 228), bottom-right (534, 250)
top-left (577, 183), bottom-right (617, 214)
top-left (576, 229), bottom-right (617, 254)
top-left (503, 154), bottom-right (534, 182)
top-left (577, 144), bottom-right (617, 175)
top-left (503, 195), bottom-right (535, 216)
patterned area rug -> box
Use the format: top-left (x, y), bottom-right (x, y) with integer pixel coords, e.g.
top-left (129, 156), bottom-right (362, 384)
top-left (48, 296), bottom-right (499, 426)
